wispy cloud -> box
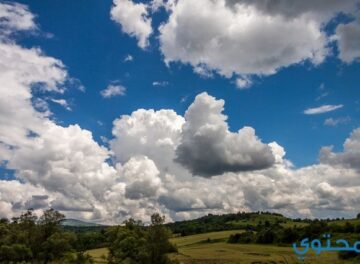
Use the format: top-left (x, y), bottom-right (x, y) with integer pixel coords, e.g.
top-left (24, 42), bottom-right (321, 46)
top-left (304, 104), bottom-right (343, 115)
top-left (100, 84), bottom-right (126, 98)
top-left (152, 81), bottom-right (169, 87)
top-left (235, 76), bottom-right (252, 89)
top-left (124, 54), bottom-right (133, 62)
top-left (324, 116), bottom-right (351, 126)
top-left (51, 99), bottom-right (72, 111)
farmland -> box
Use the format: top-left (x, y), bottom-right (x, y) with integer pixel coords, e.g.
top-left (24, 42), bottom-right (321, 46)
top-left (87, 229), bottom-right (350, 264)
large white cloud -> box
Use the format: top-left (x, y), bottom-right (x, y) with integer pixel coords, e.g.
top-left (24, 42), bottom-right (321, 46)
top-left (158, 0), bottom-right (357, 78)
top-left (110, 0), bottom-right (153, 49)
top-left (110, 0), bottom-right (360, 85)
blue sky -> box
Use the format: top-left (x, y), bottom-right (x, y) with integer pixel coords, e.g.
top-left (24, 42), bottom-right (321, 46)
top-left (0, 0), bottom-right (360, 222)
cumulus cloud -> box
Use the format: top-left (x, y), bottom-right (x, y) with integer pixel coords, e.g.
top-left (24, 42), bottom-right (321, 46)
top-left (320, 128), bottom-right (360, 171)
top-left (110, 0), bottom-right (360, 87)
top-left (158, 0), bottom-right (354, 79)
top-left (110, 0), bottom-right (152, 49)
top-left (303, 104), bottom-right (343, 115)
top-left (110, 108), bottom-right (185, 169)
top-left (335, 19), bottom-right (360, 63)
top-left (2, 1), bottom-right (360, 223)
top-left (100, 84), bottom-right (126, 98)
top-left (121, 156), bottom-right (163, 199)
top-left (175, 92), bottom-right (275, 177)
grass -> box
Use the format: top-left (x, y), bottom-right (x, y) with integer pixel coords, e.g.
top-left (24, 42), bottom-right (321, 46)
top-left (329, 218), bottom-right (360, 226)
top-left (87, 226), bottom-right (359, 264)
top-left (168, 230), bottom-right (352, 264)
top-left (86, 248), bottom-right (108, 263)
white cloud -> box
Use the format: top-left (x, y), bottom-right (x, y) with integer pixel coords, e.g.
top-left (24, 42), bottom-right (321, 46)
top-left (159, 0), bottom-right (350, 79)
top-left (304, 104), bottom-right (343, 115)
top-left (0, 2), bottom-right (37, 37)
top-left (320, 128), bottom-right (360, 171)
top-left (152, 81), bottom-right (169, 87)
top-left (100, 84), bottom-right (126, 98)
top-left (121, 156), bottom-right (163, 199)
top-left (193, 64), bottom-right (214, 78)
top-left (110, 0), bottom-right (152, 49)
top-left (51, 98), bottom-right (71, 111)
top-left (124, 54), bottom-right (133, 62)
top-left (236, 76), bottom-right (252, 89)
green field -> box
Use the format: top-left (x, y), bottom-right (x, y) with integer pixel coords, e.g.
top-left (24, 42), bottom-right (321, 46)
top-left (169, 230), bottom-right (347, 264)
top-left (87, 230), bottom-right (355, 264)
top-left (86, 248), bottom-right (108, 263)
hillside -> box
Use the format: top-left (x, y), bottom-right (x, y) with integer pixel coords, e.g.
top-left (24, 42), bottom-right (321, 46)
top-left (166, 211), bottom-right (306, 235)
top-left (61, 218), bottom-right (102, 227)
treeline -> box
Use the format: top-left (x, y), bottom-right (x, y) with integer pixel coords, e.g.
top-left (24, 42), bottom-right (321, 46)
top-left (227, 219), bottom-right (360, 261)
top-left (166, 211), bottom-right (286, 236)
top-left (0, 209), bottom-right (178, 264)
top-left (0, 209), bottom-right (94, 263)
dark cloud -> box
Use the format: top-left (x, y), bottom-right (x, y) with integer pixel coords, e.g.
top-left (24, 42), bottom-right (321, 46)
top-left (336, 19), bottom-right (360, 63)
top-left (175, 93), bottom-right (275, 177)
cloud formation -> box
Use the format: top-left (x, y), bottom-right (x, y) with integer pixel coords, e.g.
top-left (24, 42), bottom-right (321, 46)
top-left (1, 1), bottom-right (360, 224)
top-left (111, 0), bottom-right (360, 88)
top-left (100, 84), bottom-right (126, 98)
top-left (304, 104), bottom-right (343, 115)
top-left (110, 0), bottom-right (152, 49)
top-left (335, 19), bottom-right (360, 63)
top-left (320, 128), bottom-right (360, 171)
top-left (175, 92), bottom-right (275, 177)
top-left (158, 0), bottom-right (358, 78)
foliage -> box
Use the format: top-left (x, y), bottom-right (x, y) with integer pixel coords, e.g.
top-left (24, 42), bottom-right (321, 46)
top-left (107, 213), bottom-right (178, 264)
top-left (0, 208), bottom-right (94, 263)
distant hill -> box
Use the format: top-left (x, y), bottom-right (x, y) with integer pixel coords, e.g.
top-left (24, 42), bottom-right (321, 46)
top-left (166, 212), bottom-right (304, 236)
top-left (61, 218), bottom-right (102, 227)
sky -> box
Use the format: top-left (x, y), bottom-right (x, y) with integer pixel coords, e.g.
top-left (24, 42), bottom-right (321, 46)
top-left (0, 0), bottom-right (360, 224)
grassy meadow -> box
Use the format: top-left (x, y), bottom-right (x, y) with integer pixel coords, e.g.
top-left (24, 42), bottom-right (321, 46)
top-left (87, 229), bottom-right (355, 264)
top-left (83, 212), bottom-right (360, 263)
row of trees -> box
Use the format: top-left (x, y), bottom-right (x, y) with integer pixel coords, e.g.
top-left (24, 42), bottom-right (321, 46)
top-left (0, 209), bottom-right (178, 264)
top-left (0, 209), bottom-right (94, 263)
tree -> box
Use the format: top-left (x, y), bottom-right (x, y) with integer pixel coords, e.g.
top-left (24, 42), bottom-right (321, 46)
top-left (107, 214), bottom-right (178, 264)
top-left (147, 213), bottom-right (177, 264)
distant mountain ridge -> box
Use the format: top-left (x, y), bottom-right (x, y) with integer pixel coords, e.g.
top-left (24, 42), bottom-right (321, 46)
top-left (60, 218), bottom-right (102, 227)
